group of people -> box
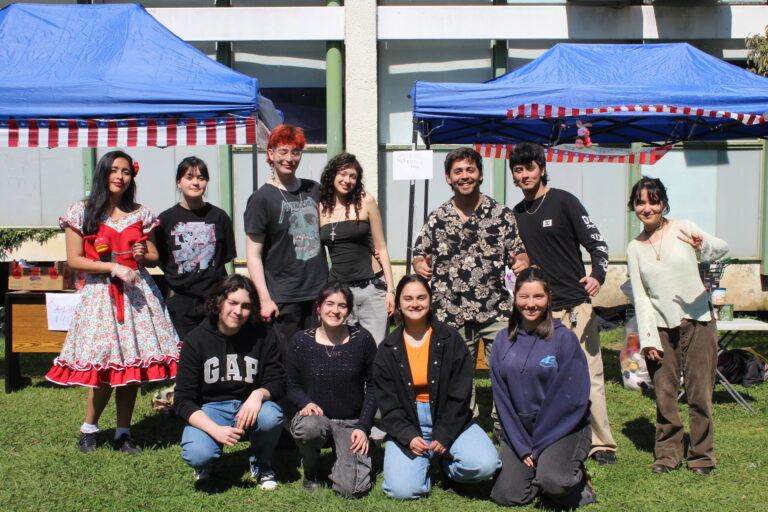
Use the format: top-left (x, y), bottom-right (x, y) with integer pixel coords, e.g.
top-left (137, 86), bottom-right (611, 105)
top-left (43, 122), bottom-right (727, 505)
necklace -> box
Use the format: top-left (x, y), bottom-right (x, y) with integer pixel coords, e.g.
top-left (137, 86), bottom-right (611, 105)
top-left (525, 193), bottom-right (547, 215)
top-left (272, 176), bottom-right (302, 204)
top-left (645, 219), bottom-right (667, 261)
top-left (318, 327), bottom-right (348, 357)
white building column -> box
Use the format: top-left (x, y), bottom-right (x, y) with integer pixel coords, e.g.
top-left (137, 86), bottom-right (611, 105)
top-left (344, 0), bottom-right (379, 199)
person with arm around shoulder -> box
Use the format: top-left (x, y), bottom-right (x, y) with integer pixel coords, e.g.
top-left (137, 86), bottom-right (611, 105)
top-left (374, 274), bottom-right (500, 499)
top-left (175, 274), bottom-right (285, 490)
top-left (318, 152), bottom-right (396, 344)
top-left (286, 281), bottom-right (377, 497)
top-left (243, 124), bottom-right (328, 355)
top-left (509, 142), bottom-right (617, 466)
top-left (626, 177), bottom-right (728, 476)
top-left (45, 150), bottom-right (180, 454)
top-left (490, 267), bottom-right (595, 508)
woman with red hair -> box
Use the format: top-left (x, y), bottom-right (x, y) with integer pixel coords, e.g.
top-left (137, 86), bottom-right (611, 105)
top-left (244, 124), bottom-right (328, 354)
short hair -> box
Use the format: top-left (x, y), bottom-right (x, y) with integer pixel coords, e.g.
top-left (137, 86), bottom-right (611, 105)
top-left (205, 274), bottom-right (258, 323)
top-left (509, 143), bottom-right (548, 185)
top-left (627, 176), bottom-right (670, 215)
top-left (508, 267), bottom-right (554, 342)
top-left (175, 156), bottom-right (210, 182)
top-left (267, 124), bottom-right (307, 151)
top-left (314, 281), bottom-right (355, 317)
top-left (394, 274), bottom-right (434, 325)
top-left (444, 147), bottom-right (483, 175)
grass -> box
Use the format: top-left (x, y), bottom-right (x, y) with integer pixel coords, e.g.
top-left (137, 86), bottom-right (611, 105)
top-left (1, 326), bottom-right (767, 512)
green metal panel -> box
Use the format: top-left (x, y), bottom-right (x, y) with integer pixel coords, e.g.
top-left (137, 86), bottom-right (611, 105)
top-left (326, 0), bottom-right (343, 158)
top-left (491, 17), bottom-right (507, 203)
top-left (626, 142), bottom-right (643, 244)
top-left (82, 148), bottom-right (96, 197)
top-left (216, 27), bottom-right (234, 273)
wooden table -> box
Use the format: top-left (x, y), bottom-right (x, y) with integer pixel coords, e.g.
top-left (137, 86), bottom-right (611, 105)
top-left (4, 291), bottom-right (68, 393)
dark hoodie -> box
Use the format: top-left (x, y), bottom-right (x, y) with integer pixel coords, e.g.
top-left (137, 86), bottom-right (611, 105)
top-left (490, 319), bottom-right (590, 460)
top-left (174, 316), bottom-right (285, 423)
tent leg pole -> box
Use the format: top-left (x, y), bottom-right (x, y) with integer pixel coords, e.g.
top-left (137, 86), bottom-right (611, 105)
top-left (406, 180), bottom-right (416, 275)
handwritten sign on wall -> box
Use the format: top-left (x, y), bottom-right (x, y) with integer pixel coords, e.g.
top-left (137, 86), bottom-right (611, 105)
top-left (46, 293), bottom-right (82, 331)
top-left (393, 150), bottom-right (433, 181)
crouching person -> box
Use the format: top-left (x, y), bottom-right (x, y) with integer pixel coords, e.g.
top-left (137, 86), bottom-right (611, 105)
top-left (374, 275), bottom-right (500, 499)
top-left (490, 268), bottom-right (595, 508)
top-left (175, 274), bottom-right (285, 490)
top-left (286, 282), bottom-right (377, 497)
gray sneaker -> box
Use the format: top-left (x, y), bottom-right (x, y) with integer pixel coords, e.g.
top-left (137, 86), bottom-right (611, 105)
top-left (78, 432), bottom-right (97, 453)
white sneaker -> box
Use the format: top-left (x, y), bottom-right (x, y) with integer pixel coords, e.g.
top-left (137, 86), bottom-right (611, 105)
top-left (255, 471), bottom-right (279, 491)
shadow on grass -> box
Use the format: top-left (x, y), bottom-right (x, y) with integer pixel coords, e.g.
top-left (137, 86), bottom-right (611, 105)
top-left (601, 347), bottom-right (622, 384)
top-left (621, 417), bottom-right (655, 453)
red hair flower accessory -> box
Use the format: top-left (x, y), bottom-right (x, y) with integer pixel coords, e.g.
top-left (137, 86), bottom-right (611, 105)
top-left (133, 161), bottom-right (140, 176)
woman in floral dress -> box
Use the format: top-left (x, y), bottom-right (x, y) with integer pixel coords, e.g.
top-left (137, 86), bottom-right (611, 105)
top-left (45, 151), bottom-right (180, 454)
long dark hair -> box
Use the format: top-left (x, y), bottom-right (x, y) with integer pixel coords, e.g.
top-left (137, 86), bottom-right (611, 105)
top-left (205, 274), bottom-right (258, 324)
top-left (508, 267), bottom-right (554, 342)
top-left (394, 274), bottom-right (434, 326)
top-left (175, 156), bottom-right (210, 182)
top-left (319, 152), bottom-right (365, 219)
top-left (82, 151), bottom-right (139, 235)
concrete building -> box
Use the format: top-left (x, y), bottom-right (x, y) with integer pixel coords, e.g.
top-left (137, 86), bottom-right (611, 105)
top-left (3, 0), bottom-right (768, 309)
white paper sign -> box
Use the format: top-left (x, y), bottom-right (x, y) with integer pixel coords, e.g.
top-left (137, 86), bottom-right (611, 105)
top-left (46, 293), bottom-right (82, 331)
top-left (393, 150), bottom-right (433, 181)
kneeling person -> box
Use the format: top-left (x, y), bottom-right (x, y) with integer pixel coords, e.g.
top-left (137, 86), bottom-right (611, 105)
top-left (175, 274), bottom-right (285, 490)
top-left (286, 282), bottom-right (377, 497)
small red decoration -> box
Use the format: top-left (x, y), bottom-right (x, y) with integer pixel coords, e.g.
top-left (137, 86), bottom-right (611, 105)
top-left (133, 161), bottom-right (140, 176)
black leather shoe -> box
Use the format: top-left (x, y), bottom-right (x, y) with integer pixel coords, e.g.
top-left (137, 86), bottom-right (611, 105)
top-left (591, 450), bottom-right (617, 466)
top-left (114, 433), bottom-right (141, 454)
top-left (651, 463), bottom-right (679, 474)
top-left (78, 432), bottom-right (97, 453)
top-left (689, 466), bottom-right (713, 476)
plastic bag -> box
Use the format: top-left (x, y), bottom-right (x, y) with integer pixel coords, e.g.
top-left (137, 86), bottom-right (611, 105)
top-left (620, 316), bottom-right (653, 391)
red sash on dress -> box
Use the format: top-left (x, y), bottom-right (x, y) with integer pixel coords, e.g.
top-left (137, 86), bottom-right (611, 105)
top-left (83, 221), bottom-right (147, 322)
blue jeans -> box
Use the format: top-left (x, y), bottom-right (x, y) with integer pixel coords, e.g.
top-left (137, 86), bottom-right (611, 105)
top-left (382, 401), bottom-right (500, 499)
top-left (180, 400), bottom-right (283, 476)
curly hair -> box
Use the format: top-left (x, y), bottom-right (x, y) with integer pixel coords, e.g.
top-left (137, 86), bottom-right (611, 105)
top-left (319, 152), bottom-right (365, 219)
top-left (205, 274), bottom-right (259, 324)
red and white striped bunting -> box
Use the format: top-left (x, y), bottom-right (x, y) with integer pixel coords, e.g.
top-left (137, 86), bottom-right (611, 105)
top-left (0, 117), bottom-right (257, 148)
top-left (506, 104), bottom-right (766, 125)
top-left (474, 144), bottom-right (672, 165)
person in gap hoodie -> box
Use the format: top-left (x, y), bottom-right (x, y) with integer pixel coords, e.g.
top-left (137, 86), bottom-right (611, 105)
top-left (175, 274), bottom-right (285, 490)
top-left (490, 267), bottom-right (594, 508)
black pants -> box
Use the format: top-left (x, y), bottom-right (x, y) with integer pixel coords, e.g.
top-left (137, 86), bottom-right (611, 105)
top-left (166, 292), bottom-right (207, 340)
top-left (273, 301), bottom-right (317, 359)
top-left (491, 423), bottom-right (594, 508)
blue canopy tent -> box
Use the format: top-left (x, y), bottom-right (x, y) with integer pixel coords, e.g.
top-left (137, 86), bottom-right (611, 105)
top-left (0, 3), bottom-right (281, 148)
top-left (413, 43), bottom-right (768, 150)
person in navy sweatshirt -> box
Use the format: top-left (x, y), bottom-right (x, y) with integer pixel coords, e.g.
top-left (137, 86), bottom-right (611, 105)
top-left (490, 267), bottom-right (595, 508)
top-left (175, 274), bottom-right (285, 490)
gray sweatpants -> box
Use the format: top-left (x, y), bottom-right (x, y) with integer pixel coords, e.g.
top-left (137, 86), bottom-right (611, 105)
top-left (290, 413), bottom-right (372, 498)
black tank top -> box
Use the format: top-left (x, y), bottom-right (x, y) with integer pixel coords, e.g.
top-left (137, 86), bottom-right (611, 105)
top-left (319, 220), bottom-right (375, 282)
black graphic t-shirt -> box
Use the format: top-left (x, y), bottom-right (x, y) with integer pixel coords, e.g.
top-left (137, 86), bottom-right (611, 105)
top-left (156, 203), bottom-right (236, 298)
top-left (243, 180), bottom-right (328, 303)
top-left (513, 188), bottom-right (608, 310)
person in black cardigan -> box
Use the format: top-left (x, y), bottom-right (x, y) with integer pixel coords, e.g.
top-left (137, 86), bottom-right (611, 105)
top-left (175, 274), bottom-right (285, 490)
top-left (373, 274), bottom-right (500, 499)
top-left (286, 281), bottom-right (377, 497)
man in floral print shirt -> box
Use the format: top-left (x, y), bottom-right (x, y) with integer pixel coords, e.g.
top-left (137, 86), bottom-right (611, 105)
top-left (412, 147), bottom-right (528, 417)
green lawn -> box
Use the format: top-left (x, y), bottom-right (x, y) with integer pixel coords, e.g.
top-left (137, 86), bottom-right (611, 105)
top-left (1, 327), bottom-right (766, 512)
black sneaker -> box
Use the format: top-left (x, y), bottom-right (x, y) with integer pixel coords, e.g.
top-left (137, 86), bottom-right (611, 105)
top-left (302, 476), bottom-right (320, 492)
top-left (591, 450), bottom-right (617, 466)
top-left (114, 433), bottom-right (141, 454)
top-left (78, 432), bottom-right (97, 453)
